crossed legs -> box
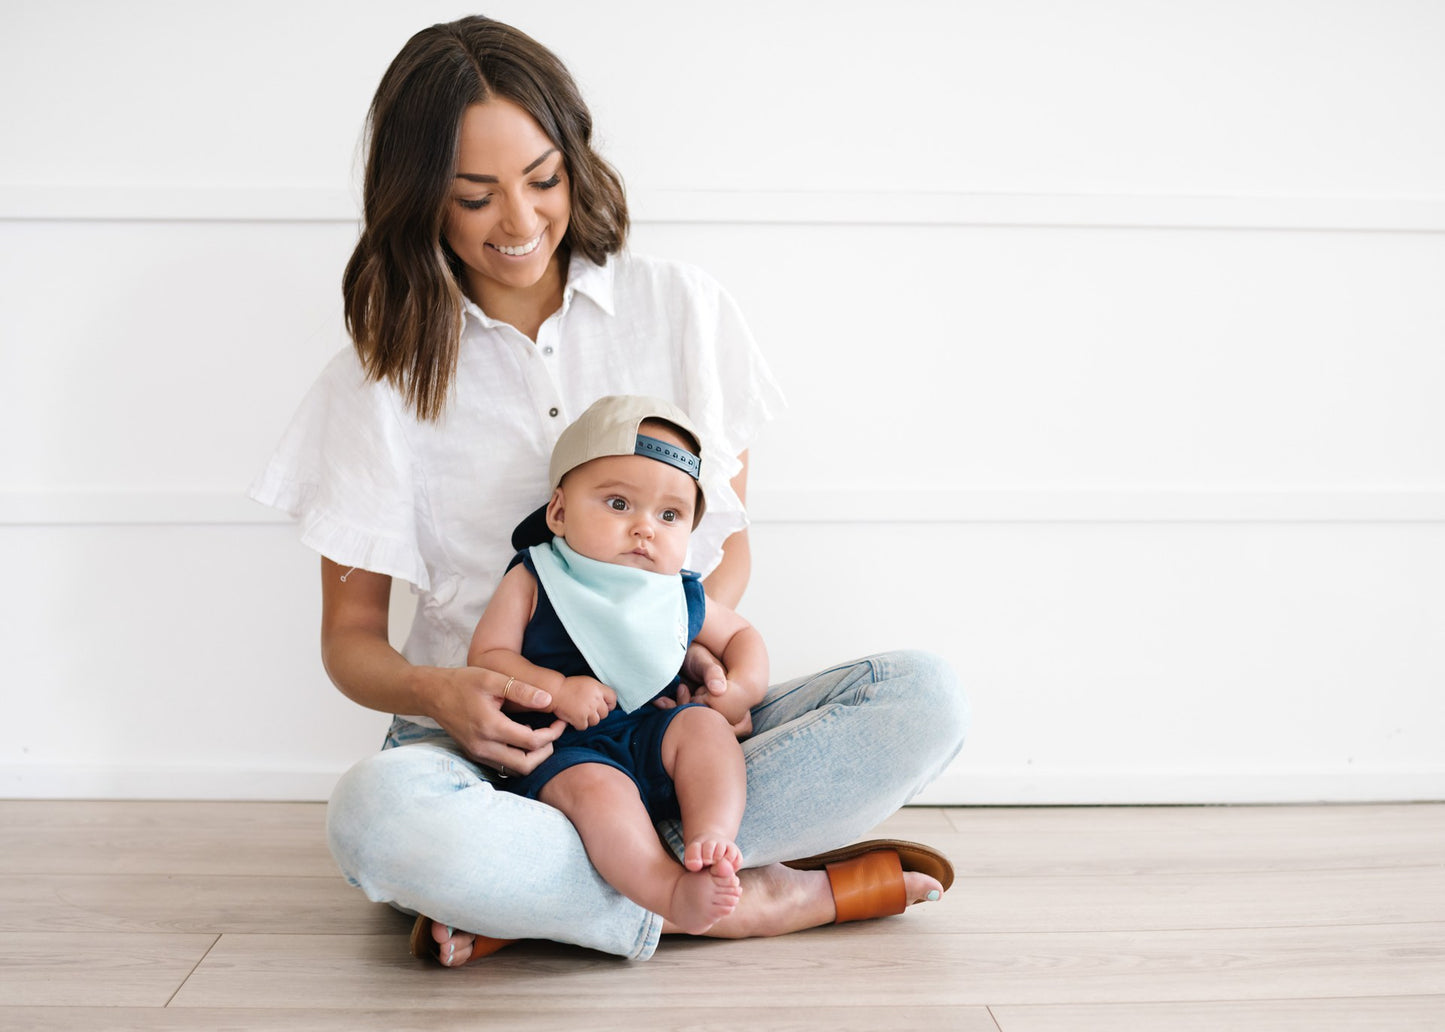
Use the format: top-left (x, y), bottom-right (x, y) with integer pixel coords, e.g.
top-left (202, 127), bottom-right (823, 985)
top-left (352, 650), bottom-right (970, 964)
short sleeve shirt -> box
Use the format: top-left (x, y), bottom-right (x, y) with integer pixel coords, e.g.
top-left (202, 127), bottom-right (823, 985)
top-left (249, 252), bottom-right (785, 724)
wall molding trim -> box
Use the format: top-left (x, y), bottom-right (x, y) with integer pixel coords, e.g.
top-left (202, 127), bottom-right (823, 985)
top-left (3, 761), bottom-right (1438, 804)
top-left (3, 487), bottom-right (1444, 527)
top-left (3, 185), bottom-right (1444, 233)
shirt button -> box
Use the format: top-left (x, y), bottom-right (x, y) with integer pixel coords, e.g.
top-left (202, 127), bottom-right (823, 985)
top-left (542, 345), bottom-right (555, 356)
top-left (549, 407), bottom-right (559, 417)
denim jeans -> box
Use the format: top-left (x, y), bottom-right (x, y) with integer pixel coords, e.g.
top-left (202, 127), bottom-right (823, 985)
top-left (325, 649), bottom-right (969, 960)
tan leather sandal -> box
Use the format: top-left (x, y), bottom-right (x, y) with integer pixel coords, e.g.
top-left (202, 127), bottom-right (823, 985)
top-left (782, 838), bottom-right (954, 923)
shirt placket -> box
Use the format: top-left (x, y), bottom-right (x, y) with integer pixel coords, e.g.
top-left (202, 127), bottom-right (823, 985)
top-left (530, 308), bottom-right (568, 449)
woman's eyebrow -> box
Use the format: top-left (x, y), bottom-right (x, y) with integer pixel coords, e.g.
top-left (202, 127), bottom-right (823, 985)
top-left (455, 148), bottom-right (558, 183)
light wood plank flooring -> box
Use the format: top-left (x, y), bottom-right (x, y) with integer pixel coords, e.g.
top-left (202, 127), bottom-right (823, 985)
top-left (1, 801), bottom-right (1441, 1030)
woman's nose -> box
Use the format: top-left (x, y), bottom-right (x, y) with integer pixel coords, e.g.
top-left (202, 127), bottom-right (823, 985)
top-left (498, 190), bottom-right (537, 238)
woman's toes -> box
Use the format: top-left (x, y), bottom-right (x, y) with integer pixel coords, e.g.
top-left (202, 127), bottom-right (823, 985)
top-left (902, 870), bottom-right (945, 905)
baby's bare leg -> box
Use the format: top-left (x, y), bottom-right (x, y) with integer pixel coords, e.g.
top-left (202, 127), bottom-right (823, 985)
top-left (660, 706), bottom-right (747, 873)
top-left (540, 762), bottom-right (740, 935)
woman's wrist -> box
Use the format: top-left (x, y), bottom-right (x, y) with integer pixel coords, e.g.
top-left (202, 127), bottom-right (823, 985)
top-left (402, 662), bottom-right (448, 720)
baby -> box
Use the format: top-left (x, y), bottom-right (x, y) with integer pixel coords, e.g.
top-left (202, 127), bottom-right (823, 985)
top-left (469, 395), bottom-right (768, 933)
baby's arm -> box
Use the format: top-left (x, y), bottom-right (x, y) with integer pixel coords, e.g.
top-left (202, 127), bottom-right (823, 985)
top-left (689, 596), bottom-right (769, 726)
top-left (469, 565), bottom-right (615, 731)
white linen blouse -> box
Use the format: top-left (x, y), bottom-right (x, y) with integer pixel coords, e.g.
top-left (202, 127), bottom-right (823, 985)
top-left (249, 251), bottom-right (784, 724)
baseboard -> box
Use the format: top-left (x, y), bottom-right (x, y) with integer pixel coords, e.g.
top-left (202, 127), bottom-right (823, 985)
top-left (4, 762), bottom-right (1441, 805)
top-left (912, 765), bottom-right (1445, 806)
top-left (0, 764), bottom-right (344, 802)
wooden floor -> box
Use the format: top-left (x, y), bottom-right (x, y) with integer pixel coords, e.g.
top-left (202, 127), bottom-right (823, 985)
top-left (1, 802), bottom-right (1442, 1031)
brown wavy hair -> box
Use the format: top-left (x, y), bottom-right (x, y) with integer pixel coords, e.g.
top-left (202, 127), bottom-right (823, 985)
top-left (342, 16), bottom-right (629, 420)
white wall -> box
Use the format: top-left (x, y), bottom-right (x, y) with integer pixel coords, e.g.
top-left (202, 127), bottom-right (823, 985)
top-left (2, 0), bottom-right (1442, 803)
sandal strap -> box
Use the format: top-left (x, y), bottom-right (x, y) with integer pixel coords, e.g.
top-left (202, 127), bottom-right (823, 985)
top-left (783, 838), bottom-right (954, 891)
top-left (825, 849), bottom-right (908, 924)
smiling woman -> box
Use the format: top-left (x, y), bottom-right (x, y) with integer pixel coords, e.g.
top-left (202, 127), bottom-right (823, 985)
top-left (250, 13), bottom-right (968, 969)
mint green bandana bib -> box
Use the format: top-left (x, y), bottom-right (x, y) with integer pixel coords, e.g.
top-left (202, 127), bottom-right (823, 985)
top-left (527, 537), bottom-right (690, 713)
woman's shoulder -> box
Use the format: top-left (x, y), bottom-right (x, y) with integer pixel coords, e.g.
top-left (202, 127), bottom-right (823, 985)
top-left (608, 250), bottom-right (729, 301)
top-left (300, 345), bottom-right (413, 422)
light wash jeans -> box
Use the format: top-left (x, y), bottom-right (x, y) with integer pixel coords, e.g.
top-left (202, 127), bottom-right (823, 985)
top-left (326, 649), bottom-right (969, 960)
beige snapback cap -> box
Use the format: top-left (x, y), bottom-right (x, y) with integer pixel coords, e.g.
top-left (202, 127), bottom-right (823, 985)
top-left (547, 394), bottom-right (706, 522)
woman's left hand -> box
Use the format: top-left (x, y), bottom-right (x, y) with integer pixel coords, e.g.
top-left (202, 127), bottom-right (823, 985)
top-left (664, 642), bottom-right (753, 737)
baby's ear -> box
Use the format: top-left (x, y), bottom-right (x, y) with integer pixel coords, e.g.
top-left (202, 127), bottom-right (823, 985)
top-left (544, 488), bottom-right (567, 536)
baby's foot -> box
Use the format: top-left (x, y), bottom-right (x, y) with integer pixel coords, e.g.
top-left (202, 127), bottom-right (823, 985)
top-left (684, 834), bottom-right (743, 873)
top-left (667, 856), bottom-right (742, 934)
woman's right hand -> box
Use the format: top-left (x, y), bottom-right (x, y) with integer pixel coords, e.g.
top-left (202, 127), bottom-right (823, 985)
top-left (319, 557), bottom-right (565, 776)
top-left (419, 664), bottom-right (565, 775)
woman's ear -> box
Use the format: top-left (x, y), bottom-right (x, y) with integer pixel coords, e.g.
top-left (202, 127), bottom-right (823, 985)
top-left (545, 488), bottom-right (567, 537)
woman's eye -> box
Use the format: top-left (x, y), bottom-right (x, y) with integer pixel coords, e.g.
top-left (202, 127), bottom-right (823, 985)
top-left (535, 173), bottom-right (562, 190)
top-left (457, 197), bottom-right (490, 210)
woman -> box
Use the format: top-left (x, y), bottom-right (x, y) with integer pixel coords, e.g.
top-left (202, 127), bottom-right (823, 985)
top-left (251, 14), bottom-right (968, 965)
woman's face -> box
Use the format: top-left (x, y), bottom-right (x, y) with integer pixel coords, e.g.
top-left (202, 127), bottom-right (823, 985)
top-left (443, 98), bottom-right (571, 309)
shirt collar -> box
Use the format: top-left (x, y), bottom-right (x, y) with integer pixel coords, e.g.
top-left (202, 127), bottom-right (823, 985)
top-left (563, 252), bottom-right (616, 316)
top-left (459, 252), bottom-right (617, 330)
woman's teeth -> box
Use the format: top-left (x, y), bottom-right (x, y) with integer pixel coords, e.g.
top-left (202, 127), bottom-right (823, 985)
top-left (492, 235), bottom-right (542, 256)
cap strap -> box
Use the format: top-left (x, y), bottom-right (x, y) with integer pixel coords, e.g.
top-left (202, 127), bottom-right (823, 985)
top-left (634, 434), bottom-right (700, 481)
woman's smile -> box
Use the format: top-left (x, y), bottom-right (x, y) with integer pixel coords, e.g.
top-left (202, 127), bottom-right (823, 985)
top-left (489, 232), bottom-right (544, 257)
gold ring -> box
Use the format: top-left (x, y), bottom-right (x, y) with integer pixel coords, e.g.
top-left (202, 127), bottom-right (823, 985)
top-left (502, 676), bottom-right (516, 702)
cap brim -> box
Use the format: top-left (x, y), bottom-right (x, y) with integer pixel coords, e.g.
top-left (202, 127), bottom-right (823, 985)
top-left (511, 503), bottom-right (553, 552)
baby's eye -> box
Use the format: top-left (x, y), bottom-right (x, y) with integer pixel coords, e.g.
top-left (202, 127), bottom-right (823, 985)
top-left (660, 509), bottom-right (679, 523)
top-left (606, 497), bottom-right (628, 512)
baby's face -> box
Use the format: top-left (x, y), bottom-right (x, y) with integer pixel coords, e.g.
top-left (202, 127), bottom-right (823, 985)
top-left (548, 449), bottom-right (697, 575)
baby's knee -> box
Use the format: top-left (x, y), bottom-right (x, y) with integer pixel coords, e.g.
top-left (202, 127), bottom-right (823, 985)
top-left (672, 703), bottom-right (734, 734)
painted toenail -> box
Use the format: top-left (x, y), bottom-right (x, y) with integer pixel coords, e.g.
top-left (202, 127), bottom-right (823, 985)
top-left (926, 890), bottom-right (941, 901)
top-left (445, 926), bottom-right (454, 938)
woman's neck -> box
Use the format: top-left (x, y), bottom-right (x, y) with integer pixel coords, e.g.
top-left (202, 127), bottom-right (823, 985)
top-left (470, 253), bottom-right (567, 342)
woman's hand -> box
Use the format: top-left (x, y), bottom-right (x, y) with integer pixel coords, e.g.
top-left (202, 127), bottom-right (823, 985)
top-left (675, 642), bottom-right (754, 737)
top-left (319, 557), bottom-right (565, 775)
top-left (421, 665), bottom-right (565, 775)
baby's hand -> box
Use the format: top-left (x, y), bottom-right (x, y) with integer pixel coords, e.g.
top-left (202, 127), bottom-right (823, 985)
top-left (553, 676), bottom-right (616, 730)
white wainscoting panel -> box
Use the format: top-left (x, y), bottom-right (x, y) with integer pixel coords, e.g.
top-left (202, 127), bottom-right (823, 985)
top-left (3, 1), bottom-right (1443, 802)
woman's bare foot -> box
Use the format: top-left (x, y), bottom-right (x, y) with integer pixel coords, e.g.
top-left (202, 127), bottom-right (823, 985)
top-left (425, 863), bottom-right (946, 960)
top-left (663, 863), bottom-right (945, 938)
top-left (425, 921), bottom-right (513, 968)
top-left (667, 856), bottom-right (743, 934)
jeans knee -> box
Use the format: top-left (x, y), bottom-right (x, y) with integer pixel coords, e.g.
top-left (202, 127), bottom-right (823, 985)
top-left (326, 746), bottom-right (426, 882)
top-left (878, 648), bottom-right (970, 753)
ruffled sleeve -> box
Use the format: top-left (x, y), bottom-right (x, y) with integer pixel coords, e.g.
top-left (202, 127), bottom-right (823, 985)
top-left (248, 348), bottom-right (431, 590)
top-left (675, 268), bottom-right (787, 575)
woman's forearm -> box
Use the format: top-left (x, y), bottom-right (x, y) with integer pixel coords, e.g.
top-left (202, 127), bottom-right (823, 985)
top-left (318, 557), bottom-right (437, 718)
top-left (702, 528), bottom-right (751, 609)
top-left (321, 621), bottom-right (436, 717)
